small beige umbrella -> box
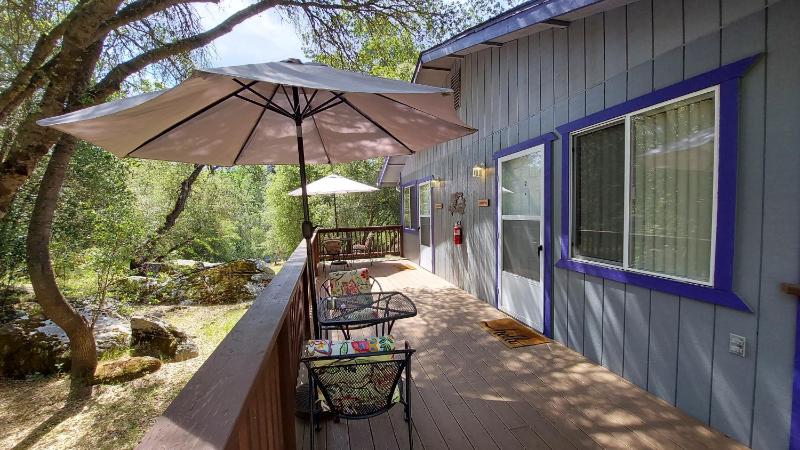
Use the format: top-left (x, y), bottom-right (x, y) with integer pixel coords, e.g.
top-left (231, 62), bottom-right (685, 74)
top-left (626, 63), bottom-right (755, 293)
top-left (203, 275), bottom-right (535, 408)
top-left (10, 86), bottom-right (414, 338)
top-left (288, 173), bottom-right (377, 228)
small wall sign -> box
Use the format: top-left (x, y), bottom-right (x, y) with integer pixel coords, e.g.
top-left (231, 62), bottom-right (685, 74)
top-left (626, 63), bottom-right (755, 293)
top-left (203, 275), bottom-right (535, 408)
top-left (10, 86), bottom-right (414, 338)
top-left (477, 199), bottom-right (490, 207)
top-left (434, 203), bottom-right (444, 209)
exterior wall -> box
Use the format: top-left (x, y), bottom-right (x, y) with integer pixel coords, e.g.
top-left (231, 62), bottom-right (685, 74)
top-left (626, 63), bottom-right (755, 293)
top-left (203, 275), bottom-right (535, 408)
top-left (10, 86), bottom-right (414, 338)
top-left (399, 0), bottom-right (800, 448)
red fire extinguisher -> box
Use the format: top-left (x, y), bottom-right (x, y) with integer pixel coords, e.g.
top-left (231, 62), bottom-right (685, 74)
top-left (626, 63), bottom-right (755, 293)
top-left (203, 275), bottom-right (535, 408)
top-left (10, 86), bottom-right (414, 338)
top-left (453, 221), bottom-right (463, 245)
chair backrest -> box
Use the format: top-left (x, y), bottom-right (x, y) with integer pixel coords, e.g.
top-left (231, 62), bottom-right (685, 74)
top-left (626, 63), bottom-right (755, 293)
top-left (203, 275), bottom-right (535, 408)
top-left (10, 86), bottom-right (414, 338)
top-left (303, 347), bottom-right (414, 419)
top-left (363, 232), bottom-right (375, 248)
top-left (321, 268), bottom-right (382, 296)
top-left (323, 239), bottom-right (342, 254)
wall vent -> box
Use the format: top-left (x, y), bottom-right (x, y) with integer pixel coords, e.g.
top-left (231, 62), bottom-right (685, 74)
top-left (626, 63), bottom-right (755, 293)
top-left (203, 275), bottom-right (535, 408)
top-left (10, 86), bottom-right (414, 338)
top-left (450, 61), bottom-right (461, 110)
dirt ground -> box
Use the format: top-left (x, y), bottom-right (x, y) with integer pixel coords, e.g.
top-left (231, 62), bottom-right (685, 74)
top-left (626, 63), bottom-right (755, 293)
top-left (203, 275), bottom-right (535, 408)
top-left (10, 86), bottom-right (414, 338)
top-left (0, 302), bottom-right (249, 450)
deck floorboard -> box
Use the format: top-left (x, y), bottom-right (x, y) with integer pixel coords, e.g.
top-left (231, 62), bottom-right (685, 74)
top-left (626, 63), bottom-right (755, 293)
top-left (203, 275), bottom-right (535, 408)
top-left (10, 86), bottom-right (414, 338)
top-left (297, 260), bottom-right (745, 450)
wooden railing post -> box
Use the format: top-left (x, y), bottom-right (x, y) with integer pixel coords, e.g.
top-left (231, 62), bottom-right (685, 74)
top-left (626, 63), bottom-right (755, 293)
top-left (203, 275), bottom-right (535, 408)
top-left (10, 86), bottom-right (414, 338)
top-left (398, 226), bottom-right (404, 257)
top-left (277, 323), bottom-right (296, 450)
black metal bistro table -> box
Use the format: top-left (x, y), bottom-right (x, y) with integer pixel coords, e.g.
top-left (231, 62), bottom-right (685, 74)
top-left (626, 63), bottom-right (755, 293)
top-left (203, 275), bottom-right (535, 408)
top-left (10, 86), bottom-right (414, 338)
top-left (317, 291), bottom-right (417, 340)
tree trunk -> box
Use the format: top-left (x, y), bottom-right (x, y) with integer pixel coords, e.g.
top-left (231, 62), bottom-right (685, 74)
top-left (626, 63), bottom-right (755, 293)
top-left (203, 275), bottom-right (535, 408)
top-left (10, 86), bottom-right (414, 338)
top-left (27, 136), bottom-right (97, 393)
top-left (130, 163), bottom-right (204, 270)
top-left (25, 43), bottom-right (105, 394)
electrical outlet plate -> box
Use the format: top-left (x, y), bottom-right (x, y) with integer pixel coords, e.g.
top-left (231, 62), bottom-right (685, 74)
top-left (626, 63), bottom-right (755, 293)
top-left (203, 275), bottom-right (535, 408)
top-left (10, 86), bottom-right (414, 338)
top-left (729, 333), bottom-right (746, 358)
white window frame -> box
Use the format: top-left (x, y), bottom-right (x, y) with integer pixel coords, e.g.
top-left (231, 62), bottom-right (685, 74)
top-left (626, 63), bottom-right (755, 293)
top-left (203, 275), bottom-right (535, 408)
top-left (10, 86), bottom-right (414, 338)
top-left (568, 85), bottom-right (720, 287)
top-left (402, 185), bottom-right (413, 230)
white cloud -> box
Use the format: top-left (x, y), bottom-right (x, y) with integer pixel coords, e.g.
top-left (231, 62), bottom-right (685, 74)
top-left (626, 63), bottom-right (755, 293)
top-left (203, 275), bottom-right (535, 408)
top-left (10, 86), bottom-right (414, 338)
top-left (197, 0), bottom-right (305, 67)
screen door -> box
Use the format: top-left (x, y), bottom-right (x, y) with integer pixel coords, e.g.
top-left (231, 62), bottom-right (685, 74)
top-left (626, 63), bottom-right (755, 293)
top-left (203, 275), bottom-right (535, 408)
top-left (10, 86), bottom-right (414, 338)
top-left (497, 145), bottom-right (545, 332)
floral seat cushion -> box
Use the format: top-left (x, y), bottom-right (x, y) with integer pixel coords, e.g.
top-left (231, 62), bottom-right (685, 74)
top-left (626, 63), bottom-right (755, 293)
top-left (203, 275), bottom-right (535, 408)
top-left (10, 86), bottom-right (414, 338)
top-left (326, 268), bottom-right (371, 296)
top-left (306, 335), bottom-right (395, 359)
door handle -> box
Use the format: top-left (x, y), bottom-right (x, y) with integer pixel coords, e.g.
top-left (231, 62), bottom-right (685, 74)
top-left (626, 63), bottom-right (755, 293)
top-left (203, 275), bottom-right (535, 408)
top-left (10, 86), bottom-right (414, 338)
top-left (537, 244), bottom-right (543, 256)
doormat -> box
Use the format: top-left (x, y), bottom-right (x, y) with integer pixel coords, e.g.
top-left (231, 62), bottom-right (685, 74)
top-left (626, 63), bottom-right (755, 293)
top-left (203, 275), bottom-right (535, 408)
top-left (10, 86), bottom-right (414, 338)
top-left (393, 262), bottom-right (416, 270)
top-left (480, 318), bottom-right (549, 348)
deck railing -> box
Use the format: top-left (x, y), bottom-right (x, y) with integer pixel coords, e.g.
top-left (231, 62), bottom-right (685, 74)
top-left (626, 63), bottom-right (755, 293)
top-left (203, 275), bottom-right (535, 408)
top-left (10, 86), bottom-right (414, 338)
top-left (310, 225), bottom-right (403, 274)
top-left (137, 242), bottom-right (311, 450)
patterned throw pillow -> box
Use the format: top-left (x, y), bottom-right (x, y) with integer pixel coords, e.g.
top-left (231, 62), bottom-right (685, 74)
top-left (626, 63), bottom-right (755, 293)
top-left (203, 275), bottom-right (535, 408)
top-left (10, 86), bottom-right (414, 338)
top-left (326, 268), bottom-right (371, 296)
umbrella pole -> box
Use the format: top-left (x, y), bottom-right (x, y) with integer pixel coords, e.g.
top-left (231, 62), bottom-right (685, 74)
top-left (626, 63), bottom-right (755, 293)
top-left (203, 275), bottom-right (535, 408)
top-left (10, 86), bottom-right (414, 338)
top-left (333, 194), bottom-right (338, 228)
top-left (294, 88), bottom-right (320, 339)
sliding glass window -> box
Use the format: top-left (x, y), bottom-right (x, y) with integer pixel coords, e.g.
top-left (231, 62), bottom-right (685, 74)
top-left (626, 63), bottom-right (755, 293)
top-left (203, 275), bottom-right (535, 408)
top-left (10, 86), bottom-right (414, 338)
top-left (570, 87), bottom-right (718, 285)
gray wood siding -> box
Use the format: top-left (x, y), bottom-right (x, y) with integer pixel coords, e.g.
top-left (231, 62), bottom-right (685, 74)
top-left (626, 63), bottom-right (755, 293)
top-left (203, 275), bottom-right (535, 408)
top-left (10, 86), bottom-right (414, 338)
top-left (399, 1), bottom-right (799, 447)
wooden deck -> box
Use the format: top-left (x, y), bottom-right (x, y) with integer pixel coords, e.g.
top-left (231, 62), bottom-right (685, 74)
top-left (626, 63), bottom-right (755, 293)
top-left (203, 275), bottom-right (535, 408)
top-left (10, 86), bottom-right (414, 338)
top-left (298, 260), bottom-right (746, 450)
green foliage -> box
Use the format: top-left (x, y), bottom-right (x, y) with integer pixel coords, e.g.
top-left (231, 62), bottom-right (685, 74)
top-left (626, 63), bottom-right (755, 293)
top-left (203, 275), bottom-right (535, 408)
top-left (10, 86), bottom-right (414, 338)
top-left (264, 159), bottom-right (398, 257)
top-left (312, 17), bottom-right (420, 81)
top-left (0, 152), bottom-right (272, 297)
top-left (297, 1), bottom-right (526, 77)
top-left (52, 143), bottom-right (146, 299)
top-left (127, 163), bottom-right (271, 262)
top-left (0, 142), bottom-right (146, 297)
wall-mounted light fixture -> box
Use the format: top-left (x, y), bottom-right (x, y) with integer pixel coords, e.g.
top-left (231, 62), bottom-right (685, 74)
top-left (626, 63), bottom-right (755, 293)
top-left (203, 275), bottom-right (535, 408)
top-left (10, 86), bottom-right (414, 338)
top-left (432, 176), bottom-right (443, 187)
top-left (472, 163), bottom-right (485, 178)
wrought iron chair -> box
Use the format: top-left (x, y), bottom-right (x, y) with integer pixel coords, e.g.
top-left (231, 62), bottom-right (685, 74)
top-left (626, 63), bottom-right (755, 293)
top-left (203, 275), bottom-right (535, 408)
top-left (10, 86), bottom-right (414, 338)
top-left (321, 238), bottom-right (346, 272)
top-left (319, 268), bottom-right (384, 339)
top-left (303, 343), bottom-right (415, 449)
top-left (352, 231), bottom-right (376, 266)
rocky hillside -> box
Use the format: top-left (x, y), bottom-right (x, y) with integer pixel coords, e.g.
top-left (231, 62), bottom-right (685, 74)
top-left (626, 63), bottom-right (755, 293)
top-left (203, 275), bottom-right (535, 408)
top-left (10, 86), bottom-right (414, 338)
top-left (0, 259), bottom-right (274, 379)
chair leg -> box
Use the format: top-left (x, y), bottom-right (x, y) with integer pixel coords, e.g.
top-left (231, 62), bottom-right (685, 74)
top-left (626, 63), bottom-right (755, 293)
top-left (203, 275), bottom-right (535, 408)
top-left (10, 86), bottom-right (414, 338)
top-left (408, 417), bottom-right (413, 450)
top-left (309, 380), bottom-right (315, 450)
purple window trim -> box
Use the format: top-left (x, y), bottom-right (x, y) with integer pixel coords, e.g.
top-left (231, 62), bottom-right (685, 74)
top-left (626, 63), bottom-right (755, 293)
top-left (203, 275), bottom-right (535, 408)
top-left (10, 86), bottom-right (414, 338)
top-left (493, 133), bottom-right (557, 337)
top-left (791, 306), bottom-right (800, 450)
top-left (555, 54), bottom-right (760, 313)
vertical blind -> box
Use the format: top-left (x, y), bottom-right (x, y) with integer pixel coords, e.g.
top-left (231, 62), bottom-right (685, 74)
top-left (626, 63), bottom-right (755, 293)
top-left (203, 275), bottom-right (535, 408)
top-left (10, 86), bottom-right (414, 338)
top-left (573, 123), bottom-right (625, 264)
top-left (629, 92), bottom-right (715, 282)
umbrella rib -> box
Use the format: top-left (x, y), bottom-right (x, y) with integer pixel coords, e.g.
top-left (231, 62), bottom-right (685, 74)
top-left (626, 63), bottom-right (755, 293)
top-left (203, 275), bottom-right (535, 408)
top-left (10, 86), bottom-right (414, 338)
top-left (311, 113), bottom-right (332, 164)
top-left (338, 97), bottom-right (415, 155)
top-left (281, 85), bottom-right (296, 115)
top-left (232, 79), bottom-right (293, 118)
top-left (303, 94), bottom-right (345, 119)
top-left (124, 80), bottom-right (259, 157)
top-left (232, 104), bottom-right (268, 165)
top-left (301, 89), bottom-right (319, 117)
top-left (234, 94), bottom-right (267, 108)
top-left (375, 93), bottom-right (476, 130)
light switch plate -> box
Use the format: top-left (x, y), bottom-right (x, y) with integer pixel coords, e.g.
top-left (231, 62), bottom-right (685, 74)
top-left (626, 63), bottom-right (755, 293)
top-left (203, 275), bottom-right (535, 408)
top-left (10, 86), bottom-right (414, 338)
top-left (729, 333), bottom-right (746, 358)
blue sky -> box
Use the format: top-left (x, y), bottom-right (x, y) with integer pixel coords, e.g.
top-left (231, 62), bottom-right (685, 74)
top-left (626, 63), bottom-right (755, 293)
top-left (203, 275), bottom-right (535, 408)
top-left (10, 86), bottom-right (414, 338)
top-left (197, 1), bottom-right (306, 67)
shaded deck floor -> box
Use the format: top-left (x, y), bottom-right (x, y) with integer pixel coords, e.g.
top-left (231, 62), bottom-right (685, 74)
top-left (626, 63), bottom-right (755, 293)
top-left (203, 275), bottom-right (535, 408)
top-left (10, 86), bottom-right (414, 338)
top-left (297, 259), bottom-right (745, 449)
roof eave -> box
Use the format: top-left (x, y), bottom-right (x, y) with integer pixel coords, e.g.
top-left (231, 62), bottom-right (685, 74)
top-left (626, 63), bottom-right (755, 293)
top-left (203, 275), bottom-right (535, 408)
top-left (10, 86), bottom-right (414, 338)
top-left (414, 0), bottom-right (604, 80)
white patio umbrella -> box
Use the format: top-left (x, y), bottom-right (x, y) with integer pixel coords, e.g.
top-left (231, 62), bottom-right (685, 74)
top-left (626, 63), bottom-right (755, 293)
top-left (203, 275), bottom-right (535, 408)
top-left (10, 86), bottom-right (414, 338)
top-left (37, 58), bottom-right (476, 335)
top-left (288, 173), bottom-right (377, 228)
